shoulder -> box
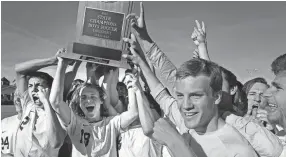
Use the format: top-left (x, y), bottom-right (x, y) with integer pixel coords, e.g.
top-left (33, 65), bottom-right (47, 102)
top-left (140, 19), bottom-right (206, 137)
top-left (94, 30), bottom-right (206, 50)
top-left (217, 124), bottom-right (257, 156)
top-left (2, 115), bottom-right (19, 127)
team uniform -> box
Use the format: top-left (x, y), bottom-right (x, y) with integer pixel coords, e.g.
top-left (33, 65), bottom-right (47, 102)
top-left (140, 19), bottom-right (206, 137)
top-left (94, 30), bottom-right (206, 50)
top-left (118, 124), bottom-right (162, 157)
top-left (14, 91), bottom-right (66, 157)
top-left (1, 115), bottom-right (20, 156)
top-left (151, 84), bottom-right (259, 157)
top-left (67, 111), bottom-right (124, 157)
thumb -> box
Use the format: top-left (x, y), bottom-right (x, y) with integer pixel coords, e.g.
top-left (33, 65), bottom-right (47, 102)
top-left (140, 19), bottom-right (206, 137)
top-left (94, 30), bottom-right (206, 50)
top-left (129, 47), bottom-right (139, 56)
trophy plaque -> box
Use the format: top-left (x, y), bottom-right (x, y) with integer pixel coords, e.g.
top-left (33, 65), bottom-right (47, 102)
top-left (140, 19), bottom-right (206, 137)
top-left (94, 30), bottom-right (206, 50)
top-left (60, 1), bottom-right (134, 68)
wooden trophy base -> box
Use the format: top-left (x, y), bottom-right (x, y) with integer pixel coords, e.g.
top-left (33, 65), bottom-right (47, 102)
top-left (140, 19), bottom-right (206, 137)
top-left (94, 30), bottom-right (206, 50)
top-left (59, 42), bottom-right (130, 69)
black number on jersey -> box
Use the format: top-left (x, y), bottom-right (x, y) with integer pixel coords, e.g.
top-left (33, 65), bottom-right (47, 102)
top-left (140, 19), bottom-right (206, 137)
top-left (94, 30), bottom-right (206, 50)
top-left (1, 136), bottom-right (9, 150)
top-left (19, 116), bottom-right (30, 130)
top-left (80, 129), bottom-right (91, 147)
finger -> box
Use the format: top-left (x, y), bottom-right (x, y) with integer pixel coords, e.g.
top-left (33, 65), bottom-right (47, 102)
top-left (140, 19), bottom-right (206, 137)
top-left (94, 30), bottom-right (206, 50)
top-left (252, 108), bottom-right (258, 117)
top-left (122, 54), bottom-right (134, 60)
top-left (130, 33), bottom-right (137, 42)
top-left (202, 21), bottom-right (206, 33)
top-left (126, 13), bottom-right (137, 20)
top-left (123, 37), bottom-right (132, 44)
top-left (194, 27), bottom-right (200, 36)
top-left (129, 47), bottom-right (139, 56)
top-left (195, 20), bottom-right (201, 30)
top-left (140, 2), bottom-right (145, 23)
top-left (256, 113), bottom-right (267, 119)
top-left (257, 109), bottom-right (267, 115)
top-left (191, 30), bottom-right (197, 39)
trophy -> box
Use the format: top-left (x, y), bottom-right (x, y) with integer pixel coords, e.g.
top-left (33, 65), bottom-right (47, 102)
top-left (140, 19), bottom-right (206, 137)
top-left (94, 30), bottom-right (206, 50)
top-left (60, 1), bottom-right (134, 68)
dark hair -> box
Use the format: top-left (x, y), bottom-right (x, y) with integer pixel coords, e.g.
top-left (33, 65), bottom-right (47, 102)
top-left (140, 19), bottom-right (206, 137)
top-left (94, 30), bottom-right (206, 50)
top-left (176, 58), bottom-right (222, 94)
top-left (116, 82), bottom-right (128, 108)
top-left (26, 71), bottom-right (53, 88)
top-left (233, 81), bottom-right (248, 115)
top-left (271, 53), bottom-right (286, 75)
top-left (220, 66), bottom-right (237, 88)
top-left (243, 77), bottom-right (269, 95)
top-left (69, 83), bottom-right (105, 118)
top-left (66, 79), bottom-right (85, 103)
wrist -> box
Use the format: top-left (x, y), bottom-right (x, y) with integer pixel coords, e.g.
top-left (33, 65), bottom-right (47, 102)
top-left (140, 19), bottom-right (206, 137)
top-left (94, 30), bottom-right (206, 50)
top-left (49, 56), bottom-right (58, 65)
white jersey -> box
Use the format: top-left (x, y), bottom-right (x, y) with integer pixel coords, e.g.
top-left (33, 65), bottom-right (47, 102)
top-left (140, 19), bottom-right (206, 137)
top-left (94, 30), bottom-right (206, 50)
top-left (188, 123), bottom-right (258, 157)
top-left (67, 111), bottom-right (123, 157)
top-left (118, 124), bottom-right (162, 157)
top-left (1, 115), bottom-right (20, 156)
top-left (15, 100), bottom-right (66, 157)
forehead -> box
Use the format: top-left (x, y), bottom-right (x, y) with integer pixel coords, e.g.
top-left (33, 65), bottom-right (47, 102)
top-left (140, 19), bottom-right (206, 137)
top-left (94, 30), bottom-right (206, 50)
top-left (28, 77), bottom-right (46, 84)
top-left (249, 82), bottom-right (268, 92)
top-left (175, 75), bottom-right (211, 93)
top-left (81, 87), bottom-right (99, 96)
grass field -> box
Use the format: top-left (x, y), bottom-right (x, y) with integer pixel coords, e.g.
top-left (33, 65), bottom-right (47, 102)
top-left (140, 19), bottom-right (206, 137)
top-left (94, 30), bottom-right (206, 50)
top-left (1, 105), bottom-right (17, 120)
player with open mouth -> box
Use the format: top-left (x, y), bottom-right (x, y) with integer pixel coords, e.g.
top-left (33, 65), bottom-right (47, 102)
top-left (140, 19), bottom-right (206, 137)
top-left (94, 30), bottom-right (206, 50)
top-left (49, 56), bottom-right (139, 157)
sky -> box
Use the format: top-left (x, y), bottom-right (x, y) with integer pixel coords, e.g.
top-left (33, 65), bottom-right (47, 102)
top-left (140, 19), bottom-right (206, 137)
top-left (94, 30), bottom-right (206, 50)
top-left (2, 1), bottom-right (286, 84)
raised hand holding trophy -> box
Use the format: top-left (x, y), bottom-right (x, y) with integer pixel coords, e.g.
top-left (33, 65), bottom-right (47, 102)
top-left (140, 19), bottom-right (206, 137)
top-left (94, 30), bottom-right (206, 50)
top-left (60, 1), bottom-right (134, 68)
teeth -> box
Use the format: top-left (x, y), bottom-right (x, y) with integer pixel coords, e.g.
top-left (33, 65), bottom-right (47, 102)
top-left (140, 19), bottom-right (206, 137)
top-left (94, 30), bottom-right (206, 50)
top-left (269, 104), bottom-right (277, 108)
top-left (185, 112), bottom-right (196, 116)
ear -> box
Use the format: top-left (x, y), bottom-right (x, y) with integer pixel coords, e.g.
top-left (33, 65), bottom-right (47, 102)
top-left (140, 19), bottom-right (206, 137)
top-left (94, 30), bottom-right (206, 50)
top-left (230, 85), bottom-right (238, 96)
top-left (214, 91), bottom-right (222, 105)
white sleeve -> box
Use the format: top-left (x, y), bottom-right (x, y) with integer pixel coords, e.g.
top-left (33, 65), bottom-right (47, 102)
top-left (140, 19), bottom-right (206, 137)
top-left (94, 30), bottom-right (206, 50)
top-left (226, 114), bottom-right (283, 157)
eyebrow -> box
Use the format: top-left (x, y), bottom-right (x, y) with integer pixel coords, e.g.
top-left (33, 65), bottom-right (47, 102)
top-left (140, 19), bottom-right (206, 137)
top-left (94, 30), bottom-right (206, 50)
top-left (272, 82), bottom-right (279, 87)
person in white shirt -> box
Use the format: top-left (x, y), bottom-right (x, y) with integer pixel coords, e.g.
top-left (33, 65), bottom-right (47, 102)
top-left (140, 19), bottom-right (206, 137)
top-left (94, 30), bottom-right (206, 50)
top-left (1, 89), bottom-right (23, 157)
top-left (116, 70), bottom-right (163, 157)
top-left (50, 56), bottom-right (139, 157)
top-left (255, 53), bottom-right (286, 157)
top-left (123, 34), bottom-right (258, 157)
top-left (14, 48), bottom-right (80, 157)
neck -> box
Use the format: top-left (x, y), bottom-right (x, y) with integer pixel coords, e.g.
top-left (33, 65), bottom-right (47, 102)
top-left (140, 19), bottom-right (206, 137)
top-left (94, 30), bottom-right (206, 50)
top-left (88, 116), bottom-right (103, 123)
top-left (195, 109), bottom-right (225, 135)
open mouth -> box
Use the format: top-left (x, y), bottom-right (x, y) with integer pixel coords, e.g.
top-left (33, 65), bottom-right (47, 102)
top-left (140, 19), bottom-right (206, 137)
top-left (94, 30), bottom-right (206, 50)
top-left (86, 106), bottom-right (95, 112)
top-left (252, 104), bottom-right (259, 109)
top-left (32, 95), bottom-right (39, 102)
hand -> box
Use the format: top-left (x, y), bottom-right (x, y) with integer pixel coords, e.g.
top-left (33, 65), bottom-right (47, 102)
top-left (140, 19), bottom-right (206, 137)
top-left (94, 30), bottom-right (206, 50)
top-left (191, 20), bottom-right (206, 46)
top-left (122, 38), bottom-right (144, 66)
top-left (37, 86), bottom-right (50, 103)
top-left (123, 33), bottom-right (146, 64)
top-left (124, 70), bottom-right (141, 93)
top-left (56, 48), bottom-right (74, 65)
top-left (152, 118), bottom-right (180, 145)
top-left (192, 48), bottom-right (200, 58)
top-left (256, 109), bottom-right (275, 130)
top-left (126, 2), bottom-right (152, 42)
top-left (86, 62), bottom-right (100, 73)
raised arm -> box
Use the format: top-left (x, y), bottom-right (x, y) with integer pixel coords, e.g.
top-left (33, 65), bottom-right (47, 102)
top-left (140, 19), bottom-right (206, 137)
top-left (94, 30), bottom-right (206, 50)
top-left (119, 73), bottom-right (139, 130)
top-left (136, 87), bottom-right (158, 135)
top-left (49, 57), bottom-right (71, 126)
top-left (109, 68), bottom-right (120, 107)
top-left (102, 68), bottom-right (118, 116)
top-left (126, 2), bottom-right (177, 95)
top-left (38, 86), bottom-right (66, 148)
top-left (191, 20), bottom-right (210, 61)
top-left (15, 55), bottom-right (57, 95)
top-left (63, 60), bottom-right (81, 100)
top-left (123, 44), bottom-right (186, 132)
